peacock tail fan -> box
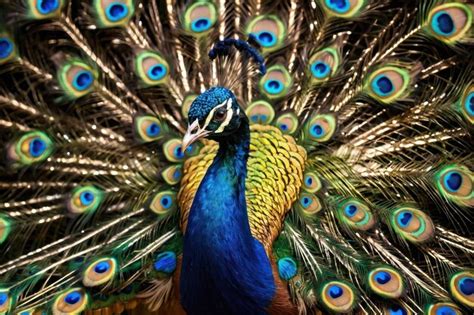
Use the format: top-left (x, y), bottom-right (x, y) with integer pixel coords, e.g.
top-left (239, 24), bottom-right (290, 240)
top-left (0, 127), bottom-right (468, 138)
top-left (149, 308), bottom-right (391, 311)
top-left (0, 0), bottom-right (472, 314)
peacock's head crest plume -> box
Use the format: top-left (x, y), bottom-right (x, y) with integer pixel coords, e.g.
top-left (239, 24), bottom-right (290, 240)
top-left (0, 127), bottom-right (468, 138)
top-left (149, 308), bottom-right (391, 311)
top-left (181, 37), bottom-right (267, 151)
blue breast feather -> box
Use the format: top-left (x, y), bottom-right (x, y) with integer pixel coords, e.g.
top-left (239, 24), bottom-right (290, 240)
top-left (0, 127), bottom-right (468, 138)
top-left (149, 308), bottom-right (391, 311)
top-left (180, 136), bottom-right (276, 315)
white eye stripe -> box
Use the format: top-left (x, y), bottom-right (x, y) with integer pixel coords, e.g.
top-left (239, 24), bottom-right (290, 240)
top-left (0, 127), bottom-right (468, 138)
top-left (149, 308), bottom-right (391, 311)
top-left (215, 99), bottom-right (233, 133)
top-left (215, 109), bottom-right (234, 133)
top-left (202, 98), bottom-right (233, 133)
top-left (202, 99), bottom-right (228, 129)
top-left (225, 98), bottom-right (232, 110)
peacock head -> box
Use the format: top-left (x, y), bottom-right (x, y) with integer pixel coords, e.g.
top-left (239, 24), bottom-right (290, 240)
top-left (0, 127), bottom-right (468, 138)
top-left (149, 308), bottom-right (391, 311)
top-left (182, 87), bottom-right (245, 151)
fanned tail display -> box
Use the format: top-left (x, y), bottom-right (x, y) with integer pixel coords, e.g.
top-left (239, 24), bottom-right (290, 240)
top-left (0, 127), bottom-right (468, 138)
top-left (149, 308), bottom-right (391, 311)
top-left (0, 0), bottom-right (473, 314)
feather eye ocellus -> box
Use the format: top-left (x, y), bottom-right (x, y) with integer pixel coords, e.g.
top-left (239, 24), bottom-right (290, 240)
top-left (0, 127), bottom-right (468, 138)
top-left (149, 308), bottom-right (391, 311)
top-left (458, 85), bottom-right (474, 124)
top-left (154, 251), bottom-right (177, 274)
top-left (297, 192), bottom-right (322, 215)
top-left (58, 60), bottom-right (96, 99)
top-left (0, 34), bottom-right (16, 64)
top-left (161, 165), bottom-right (183, 186)
top-left (148, 191), bottom-right (177, 216)
top-left (134, 115), bottom-right (165, 143)
top-left (302, 172), bottom-right (322, 193)
top-left (435, 164), bottom-right (473, 207)
top-left (7, 131), bottom-right (53, 166)
top-left (390, 206), bottom-right (434, 243)
top-left (275, 112), bottom-right (298, 135)
top-left (246, 100), bottom-right (275, 125)
top-left (308, 48), bottom-right (340, 83)
top-left (320, 281), bottom-right (356, 313)
top-left (426, 3), bottom-right (473, 43)
top-left (52, 288), bottom-right (88, 315)
top-left (259, 65), bottom-right (292, 99)
top-left (304, 114), bottom-right (337, 143)
top-left (0, 215), bottom-right (11, 245)
top-left (366, 66), bottom-right (411, 103)
top-left (277, 257), bottom-right (298, 281)
top-left (183, 1), bottom-right (218, 35)
top-left (0, 289), bottom-right (11, 314)
top-left (320, 0), bottom-right (367, 18)
top-left (163, 139), bottom-right (186, 163)
top-left (82, 257), bottom-right (117, 287)
top-left (246, 15), bottom-right (286, 53)
top-left (67, 185), bottom-right (104, 215)
top-left (426, 302), bottom-right (461, 315)
top-left (28, 0), bottom-right (64, 19)
top-left (135, 51), bottom-right (169, 86)
top-left (449, 271), bottom-right (474, 308)
top-left (16, 308), bottom-right (35, 315)
top-left (368, 266), bottom-right (404, 299)
top-left (93, 0), bottom-right (135, 27)
top-left (384, 304), bottom-right (412, 315)
top-left (337, 198), bottom-right (375, 231)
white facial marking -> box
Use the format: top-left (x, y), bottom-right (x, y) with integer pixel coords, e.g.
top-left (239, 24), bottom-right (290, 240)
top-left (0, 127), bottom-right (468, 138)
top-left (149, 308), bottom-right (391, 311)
top-left (203, 99), bottom-right (228, 130)
top-left (215, 99), bottom-right (234, 133)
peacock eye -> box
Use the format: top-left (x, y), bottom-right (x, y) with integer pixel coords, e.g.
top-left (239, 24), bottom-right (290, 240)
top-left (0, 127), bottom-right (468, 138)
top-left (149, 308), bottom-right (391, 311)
top-left (320, 281), bottom-right (356, 313)
top-left (67, 185), bottom-right (104, 215)
top-left (183, 1), bottom-right (218, 36)
top-left (246, 15), bottom-right (286, 53)
top-left (93, 0), bottom-right (135, 28)
top-left (259, 65), bottom-right (292, 99)
top-left (458, 85), bottom-right (473, 124)
top-left (134, 115), bottom-right (165, 143)
top-left (82, 257), bottom-right (117, 287)
top-left (154, 251), bottom-right (177, 274)
top-left (0, 35), bottom-right (16, 64)
top-left (28, 0), bottom-right (65, 19)
top-left (0, 289), bottom-right (11, 314)
top-left (53, 288), bottom-right (88, 314)
top-left (135, 51), bottom-right (169, 86)
top-left (246, 100), bottom-right (275, 125)
top-left (390, 206), bottom-right (434, 243)
top-left (427, 3), bottom-right (472, 43)
top-left (385, 304), bottom-right (412, 315)
top-left (7, 131), bottom-right (53, 166)
top-left (58, 60), bottom-right (96, 99)
top-left (426, 302), bottom-right (462, 315)
top-left (213, 108), bottom-right (227, 122)
top-left (366, 65), bottom-right (410, 104)
top-left (321, 0), bottom-right (366, 17)
top-left (308, 48), bottom-right (340, 84)
top-left (449, 270), bottom-right (474, 308)
top-left (337, 198), bottom-right (376, 231)
top-left (368, 266), bottom-right (405, 299)
top-left (435, 164), bottom-right (473, 207)
top-left (148, 190), bottom-right (177, 216)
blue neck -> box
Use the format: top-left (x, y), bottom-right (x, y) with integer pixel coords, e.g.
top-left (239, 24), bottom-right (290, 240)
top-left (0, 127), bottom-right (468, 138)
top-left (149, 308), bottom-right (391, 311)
top-left (180, 119), bottom-right (275, 315)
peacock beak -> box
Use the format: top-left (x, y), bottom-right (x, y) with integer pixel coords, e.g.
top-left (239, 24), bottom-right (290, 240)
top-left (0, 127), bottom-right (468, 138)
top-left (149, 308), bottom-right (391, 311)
top-left (181, 119), bottom-right (211, 153)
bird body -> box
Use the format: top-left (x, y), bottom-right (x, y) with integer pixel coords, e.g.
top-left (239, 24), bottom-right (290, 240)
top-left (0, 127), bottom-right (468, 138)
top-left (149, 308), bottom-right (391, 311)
top-left (180, 102), bottom-right (276, 314)
top-left (0, 1), bottom-right (473, 315)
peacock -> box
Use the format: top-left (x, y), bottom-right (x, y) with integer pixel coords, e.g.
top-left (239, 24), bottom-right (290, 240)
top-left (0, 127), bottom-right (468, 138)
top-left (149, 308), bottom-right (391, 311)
top-left (0, 0), bottom-right (473, 314)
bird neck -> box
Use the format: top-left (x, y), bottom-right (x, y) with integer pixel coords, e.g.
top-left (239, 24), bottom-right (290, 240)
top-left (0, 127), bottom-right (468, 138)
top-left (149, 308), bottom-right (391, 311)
top-left (181, 118), bottom-right (275, 313)
top-left (180, 119), bottom-right (275, 314)
top-left (215, 119), bottom-right (251, 182)
top-left (186, 118), bottom-right (251, 243)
